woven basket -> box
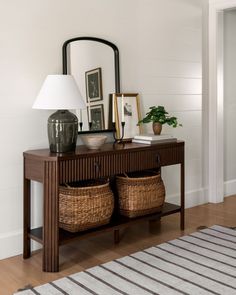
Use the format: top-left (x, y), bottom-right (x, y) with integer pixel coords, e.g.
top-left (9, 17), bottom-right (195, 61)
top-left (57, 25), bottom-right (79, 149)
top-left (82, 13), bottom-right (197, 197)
top-left (59, 179), bottom-right (114, 232)
top-left (116, 171), bottom-right (165, 218)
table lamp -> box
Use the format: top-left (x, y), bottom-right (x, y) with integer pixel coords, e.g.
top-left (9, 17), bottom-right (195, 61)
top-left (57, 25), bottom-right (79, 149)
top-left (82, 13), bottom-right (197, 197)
top-left (33, 75), bottom-right (86, 153)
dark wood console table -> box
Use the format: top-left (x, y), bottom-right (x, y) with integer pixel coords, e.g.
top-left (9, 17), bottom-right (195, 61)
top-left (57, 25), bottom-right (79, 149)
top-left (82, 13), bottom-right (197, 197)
top-left (23, 141), bottom-right (185, 272)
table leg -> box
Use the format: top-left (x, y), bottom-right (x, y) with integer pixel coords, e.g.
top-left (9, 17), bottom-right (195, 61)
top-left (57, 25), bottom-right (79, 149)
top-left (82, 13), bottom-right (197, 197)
top-left (43, 161), bottom-right (59, 272)
top-left (23, 177), bottom-right (31, 259)
top-left (114, 229), bottom-right (120, 244)
top-left (180, 161), bottom-right (185, 230)
top-left (149, 217), bottom-right (161, 227)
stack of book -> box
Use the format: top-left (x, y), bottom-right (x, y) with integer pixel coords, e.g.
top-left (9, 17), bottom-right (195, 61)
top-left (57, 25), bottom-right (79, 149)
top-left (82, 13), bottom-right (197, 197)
top-left (132, 134), bottom-right (177, 145)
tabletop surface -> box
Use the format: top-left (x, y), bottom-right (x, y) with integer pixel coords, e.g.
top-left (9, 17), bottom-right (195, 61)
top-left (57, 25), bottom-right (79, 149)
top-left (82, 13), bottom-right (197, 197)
top-left (23, 141), bottom-right (184, 160)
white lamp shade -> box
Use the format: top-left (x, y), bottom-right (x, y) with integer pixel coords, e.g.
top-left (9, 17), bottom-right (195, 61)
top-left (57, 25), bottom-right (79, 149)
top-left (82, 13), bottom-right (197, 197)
top-left (32, 75), bottom-right (86, 110)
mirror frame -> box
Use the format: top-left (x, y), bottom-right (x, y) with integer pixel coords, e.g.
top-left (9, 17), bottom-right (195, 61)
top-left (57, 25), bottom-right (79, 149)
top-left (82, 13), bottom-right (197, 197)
top-left (62, 37), bottom-right (120, 134)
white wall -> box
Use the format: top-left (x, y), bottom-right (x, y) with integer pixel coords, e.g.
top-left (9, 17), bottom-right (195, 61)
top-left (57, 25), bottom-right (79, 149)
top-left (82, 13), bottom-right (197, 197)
top-left (0, 0), bottom-right (204, 259)
top-left (223, 9), bottom-right (236, 196)
top-left (137, 0), bottom-right (204, 207)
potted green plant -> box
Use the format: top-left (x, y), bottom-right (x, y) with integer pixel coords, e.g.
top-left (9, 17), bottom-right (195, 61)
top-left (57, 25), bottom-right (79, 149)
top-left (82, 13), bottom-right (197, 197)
top-left (138, 106), bottom-right (182, 135)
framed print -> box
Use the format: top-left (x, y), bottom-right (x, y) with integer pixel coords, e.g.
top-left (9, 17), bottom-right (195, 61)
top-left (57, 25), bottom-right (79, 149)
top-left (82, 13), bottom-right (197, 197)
top-left (85, 67), bottom-right (103, 102)
top-left (114, 93), bottom-right (142, 140)
top-left (88, 104), bottom-right (105, 131)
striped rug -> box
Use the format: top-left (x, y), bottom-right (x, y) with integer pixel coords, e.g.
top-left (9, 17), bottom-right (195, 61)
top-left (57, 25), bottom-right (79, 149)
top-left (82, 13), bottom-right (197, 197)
top-left (15, 225), bottom-right (236, 295)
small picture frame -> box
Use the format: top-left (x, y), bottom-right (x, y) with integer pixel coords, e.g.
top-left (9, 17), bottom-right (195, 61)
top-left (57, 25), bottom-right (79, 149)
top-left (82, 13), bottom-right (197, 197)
top-left (88, 104), bottom-right (105, 131)
top-left (85, 67), bottom-right (103, 102)
top-left (113, 93), bottom-right (142, 140)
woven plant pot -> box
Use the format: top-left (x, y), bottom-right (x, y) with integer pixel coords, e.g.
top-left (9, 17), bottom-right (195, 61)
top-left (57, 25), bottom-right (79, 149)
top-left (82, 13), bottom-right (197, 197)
top-left (59, 179), bottom-right (114, 232)
top-left (116, 171), bottom-right (165, 218)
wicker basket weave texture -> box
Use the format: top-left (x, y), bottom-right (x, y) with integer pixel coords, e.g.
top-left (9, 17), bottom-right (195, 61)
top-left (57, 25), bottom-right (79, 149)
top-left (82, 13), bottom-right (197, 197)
top-left (117, 172), bottom-right (165, 218)
top-left (59, 181), bottom-right (114, 232)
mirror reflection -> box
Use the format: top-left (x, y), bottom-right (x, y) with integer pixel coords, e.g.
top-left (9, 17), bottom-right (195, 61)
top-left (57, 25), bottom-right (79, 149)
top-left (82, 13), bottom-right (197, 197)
top-left (63, 38), bottom-right (120, 133)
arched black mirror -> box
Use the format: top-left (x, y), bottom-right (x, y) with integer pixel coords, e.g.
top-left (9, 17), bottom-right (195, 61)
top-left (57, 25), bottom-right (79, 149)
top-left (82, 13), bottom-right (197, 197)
top-left (62, 37), bottom-right (120, 134)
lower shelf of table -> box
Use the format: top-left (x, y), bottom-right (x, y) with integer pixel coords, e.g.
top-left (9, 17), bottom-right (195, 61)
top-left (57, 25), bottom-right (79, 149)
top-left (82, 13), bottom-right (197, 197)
top-left (29, 202), bottom-right (181, 245)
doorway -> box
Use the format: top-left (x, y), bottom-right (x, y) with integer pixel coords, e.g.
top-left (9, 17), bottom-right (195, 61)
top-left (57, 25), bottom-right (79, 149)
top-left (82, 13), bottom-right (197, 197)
top-left (207, 0), bottom-right (236, 203)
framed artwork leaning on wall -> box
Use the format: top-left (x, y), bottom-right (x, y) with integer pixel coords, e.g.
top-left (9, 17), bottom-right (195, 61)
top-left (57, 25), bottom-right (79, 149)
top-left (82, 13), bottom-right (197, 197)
top-left (88, 103), bottom-right (105, 131)
top-left (113, 93), bottom-right (142, 140)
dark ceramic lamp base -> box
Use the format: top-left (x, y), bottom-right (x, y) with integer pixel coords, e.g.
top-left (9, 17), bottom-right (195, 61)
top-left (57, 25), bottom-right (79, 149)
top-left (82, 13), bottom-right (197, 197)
top-left (48, 110), bottom-right (78, 153)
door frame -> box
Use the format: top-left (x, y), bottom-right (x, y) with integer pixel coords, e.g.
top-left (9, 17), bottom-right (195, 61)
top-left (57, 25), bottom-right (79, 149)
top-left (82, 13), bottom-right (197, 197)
top-left (207, 0), bottom-right (236, 203)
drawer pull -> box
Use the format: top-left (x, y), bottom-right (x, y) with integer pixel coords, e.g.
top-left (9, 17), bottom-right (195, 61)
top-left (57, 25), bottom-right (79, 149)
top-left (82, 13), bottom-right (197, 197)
top-left (156, 154), bottom-right (161, 167)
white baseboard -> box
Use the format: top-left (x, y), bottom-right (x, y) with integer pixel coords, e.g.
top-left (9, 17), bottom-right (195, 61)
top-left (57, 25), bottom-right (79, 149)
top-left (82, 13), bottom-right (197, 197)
top-left (0, 230), bottom-right (22, 260)
top-left (224, 179), bottom-right (236, 197)
top-left (0, 230), bottom-right (41, 260)
top-left (166, 187), bottom-right (208, 208)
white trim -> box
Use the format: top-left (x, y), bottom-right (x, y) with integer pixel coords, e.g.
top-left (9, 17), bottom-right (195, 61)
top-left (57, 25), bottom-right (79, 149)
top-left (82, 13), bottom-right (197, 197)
top-left (217, 11), bottom-right (224, 200)
top-left (210, 0), bottom-right (236, 9)
top-left (167, 188), bottom-right (208, 209)
top-left (224, 179), bottom-right (236, 197)
top-left (0, 230), bottom-right (22, 259)
top-left (208, 3), bottom-right (218, 202)
top-left (207, 0), bottom-right (236, 203)
top-left (0, 230), bottom-right (41, 260)
top-left (202, 0), bottom-right (209, 199)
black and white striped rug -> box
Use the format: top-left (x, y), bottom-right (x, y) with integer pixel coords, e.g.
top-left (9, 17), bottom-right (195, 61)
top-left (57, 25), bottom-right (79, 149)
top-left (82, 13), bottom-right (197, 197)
top-left (15, 225), bottom-right (236, 295)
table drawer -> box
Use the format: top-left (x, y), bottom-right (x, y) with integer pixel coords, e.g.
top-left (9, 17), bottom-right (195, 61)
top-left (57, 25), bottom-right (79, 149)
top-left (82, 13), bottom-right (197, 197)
top-left (58, 145), bottom-right (184, 183)
top-left (59, 154), bottom-right (130, 183)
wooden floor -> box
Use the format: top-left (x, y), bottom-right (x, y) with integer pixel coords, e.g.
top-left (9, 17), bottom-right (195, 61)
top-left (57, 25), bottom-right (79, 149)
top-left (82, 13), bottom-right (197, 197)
top-left (2, 195), bottom-right (236, 295)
